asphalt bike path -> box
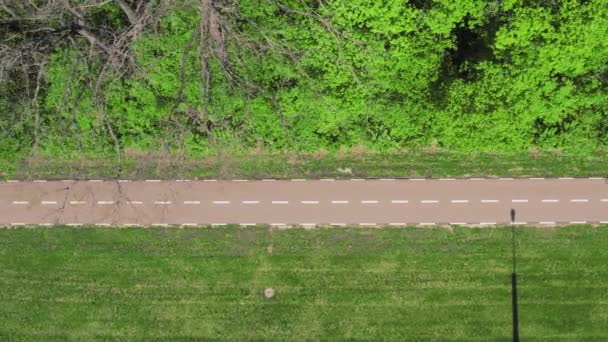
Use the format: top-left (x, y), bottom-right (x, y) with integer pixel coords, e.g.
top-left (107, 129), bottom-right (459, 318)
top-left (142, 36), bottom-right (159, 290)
top-left (1, 178), bottom-right (607, 227)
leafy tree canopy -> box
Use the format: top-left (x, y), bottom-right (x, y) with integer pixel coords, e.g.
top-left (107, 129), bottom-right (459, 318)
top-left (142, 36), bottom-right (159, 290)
top-left (1, 0), bottom-right (607, 158)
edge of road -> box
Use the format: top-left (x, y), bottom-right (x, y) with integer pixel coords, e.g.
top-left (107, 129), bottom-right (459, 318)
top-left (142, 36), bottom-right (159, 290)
top-left (2, 222), bottom-right (608, 228)
top-left (2, 176), bottom-right (608, 182)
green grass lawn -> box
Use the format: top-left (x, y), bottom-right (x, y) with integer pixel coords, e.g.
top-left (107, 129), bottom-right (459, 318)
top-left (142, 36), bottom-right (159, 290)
top-left (2, 149), bottom-right (608, 180)
top-left (1, 226), bottom-right (607, 340)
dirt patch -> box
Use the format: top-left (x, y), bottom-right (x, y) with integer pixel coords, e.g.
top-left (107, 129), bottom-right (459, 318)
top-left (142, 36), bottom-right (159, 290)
top-left (548, 148), bottom-right (563, 156)
top-left (286, 153), bottom-right (299, 166)
top-left (350, 144), bottom-right (369, 159)
top-left (313, 149), bottom-right (328, 159)
top-left (422, 140), bottom-right (442, 155)
top-left (528, 147), bottom-right (541, 158)
top-left (337, 146), bottom-right (349, 158)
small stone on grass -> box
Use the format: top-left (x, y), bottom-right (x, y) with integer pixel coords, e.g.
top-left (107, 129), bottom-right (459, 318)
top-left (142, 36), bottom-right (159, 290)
top-left (264, 288), bottom-right (275, 299)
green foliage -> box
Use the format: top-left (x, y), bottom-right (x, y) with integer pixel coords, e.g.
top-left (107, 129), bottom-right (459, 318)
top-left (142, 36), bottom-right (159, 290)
top-left (40, 49), bottom-right (115, 157)
top-left (2, 0), bottom-right (607, 162)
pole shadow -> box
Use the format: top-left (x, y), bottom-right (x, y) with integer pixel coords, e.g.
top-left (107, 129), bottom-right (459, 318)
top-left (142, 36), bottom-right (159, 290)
top-left (510, 208), bottom-right (519, 342)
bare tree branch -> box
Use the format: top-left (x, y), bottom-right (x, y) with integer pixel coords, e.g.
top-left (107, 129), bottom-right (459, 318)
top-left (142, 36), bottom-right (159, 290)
top-left (116, 0), bottom-right (138, 25)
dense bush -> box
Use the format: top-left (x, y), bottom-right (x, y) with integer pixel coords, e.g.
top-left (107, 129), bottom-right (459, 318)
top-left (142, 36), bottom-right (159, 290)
top-left (2, 0), bottom-right (607, 159)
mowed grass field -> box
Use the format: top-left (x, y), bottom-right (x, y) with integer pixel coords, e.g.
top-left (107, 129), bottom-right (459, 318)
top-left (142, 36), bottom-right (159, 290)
top-left (0, 226), bottom-right (607, 340)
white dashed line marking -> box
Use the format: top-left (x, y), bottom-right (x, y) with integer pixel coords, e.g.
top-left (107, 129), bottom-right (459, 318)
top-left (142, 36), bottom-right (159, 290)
top-left (512, 222), bottom-right (527, 225)
top-left (152, 223), bottom-right (169, 227)
top-left (95, 223), bottom-right (111, 226)
top-left (240, 223), bottom-right (256, 226)
top-left (9, 178), bottom-right (606, 230)
top-left (203, 179), bottom-right (217, 182)
top-left (291, 179), bottom-right (306, 182)
top-left (350, 178), bottom-right (365, 181)
top-left (330, 223), bottom-right (346, 226)
top-left (389, 222), bottom-right (406, 226)
top-left (529, 177), bottom-right (545, 180)
top-left (11, 223), bottom-right (25, 226)
top-left (39, 223), bottom-right (53, 226)
top-left (122, 223), bottom-right (137, 227)
top-left (470, 178), bottom-right (484, 181)
top-left (419, 222), bottom-right (435, 226)
top-left (262, 179), bottom-right (276, 182)
top-left (232, 179), bottom-right (248, 182)
top-left (499, 178), bottom-right (514, 181)
top-left (33, 180), bottom-right (47, 183)
top-left (66, 223), bottom-right (82, 227)
top-left (211, 223), bottom-right (227, 226)
top-left (359, 223), bottom-right (377, 226)
top-left (181, 223), bottom-right (197, 227)
top-left (480, 222), bottom-right (497, 225)
top-left (89, 180), bottom-right (102, 182)
top-left (145, 179), bottom-right (161, 182)
top-left (380, 178), bottom-right (396, 181)
top-left (320, 179), bottom-right (335, 182)
top-left (7, 180), bottom-right (20, 183)
top-left (409, 178), bottom-right (425, 181)
top-left (118, 180), bottom-right (131, 183)
top-left (270, 223), bottom-right (286, 226)
top-left (301, 223), bottom-right (316, 227)
top-left (450, 222), bottom-right (467, 225)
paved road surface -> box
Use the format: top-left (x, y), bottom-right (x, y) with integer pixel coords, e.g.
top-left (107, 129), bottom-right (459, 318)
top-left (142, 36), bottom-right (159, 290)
top-left (1, 178), bottom-right (607, 227)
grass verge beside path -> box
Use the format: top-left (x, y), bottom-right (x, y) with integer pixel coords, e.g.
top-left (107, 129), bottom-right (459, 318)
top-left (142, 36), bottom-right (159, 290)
top-left (1, 226), bottom-right (607, 340)
top-left (1, 149), bottom-right (608, 180)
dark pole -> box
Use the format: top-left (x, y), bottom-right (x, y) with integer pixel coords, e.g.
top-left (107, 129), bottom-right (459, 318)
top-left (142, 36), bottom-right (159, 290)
top-left (510, 209), bottom-right (520, 342)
